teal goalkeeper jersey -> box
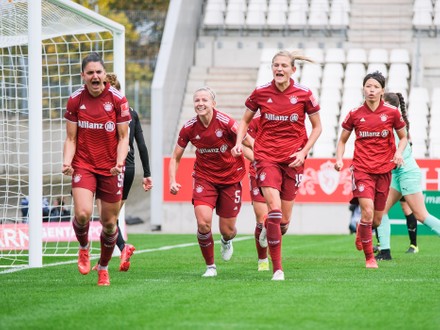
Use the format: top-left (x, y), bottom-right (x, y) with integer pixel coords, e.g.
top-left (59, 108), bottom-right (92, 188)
top-left (392, 135), bottom-right (419, 175)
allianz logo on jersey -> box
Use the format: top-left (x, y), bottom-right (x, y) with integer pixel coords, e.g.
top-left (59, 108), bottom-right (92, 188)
top-left (78, 120), bottom-right (116, 132)
top-left (358, 130), bottom-right (389, 138)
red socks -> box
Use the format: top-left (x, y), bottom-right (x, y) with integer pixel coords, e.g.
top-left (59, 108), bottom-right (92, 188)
top-left (99, 228), bottom-right (119, 267)
top-left (197, 231), bottom-right (214, 265)
top-left (359, 222), bottom-right (374, 260)
top-left (72, 217), bottom-right (90, 247)
top-left (267, 209), bottom-right (283, 271)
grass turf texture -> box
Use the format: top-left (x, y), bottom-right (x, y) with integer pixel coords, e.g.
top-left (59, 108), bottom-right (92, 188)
top-left (1, 234), bottom-right (439, 330)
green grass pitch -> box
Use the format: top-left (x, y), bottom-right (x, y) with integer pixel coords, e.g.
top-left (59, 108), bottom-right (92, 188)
top-left (1, 234), bottom-right (439, 329)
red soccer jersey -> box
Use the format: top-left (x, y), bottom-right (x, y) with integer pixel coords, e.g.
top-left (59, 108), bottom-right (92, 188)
top-left (64, 83), bottom-right (131, 176)
top-left (177, 109), bottom-right (246, 185)
top-left (245, 79), bottom-right (320, 164)
top-left (341, 100), bottom-right (406, 174)
top-left (247, 111), bottom-right (261, 177)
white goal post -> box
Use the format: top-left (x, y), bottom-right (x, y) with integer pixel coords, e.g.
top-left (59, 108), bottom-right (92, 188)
top-left (0, 0), bottom-right (125, 268)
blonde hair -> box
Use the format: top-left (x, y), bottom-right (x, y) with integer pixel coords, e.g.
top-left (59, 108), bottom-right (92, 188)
top-left (272, 50), bottom-right (315, 67)
top-left (193, 86), bottom-right (216, 100)
top-left (105, 72), bottom-right (121, 91)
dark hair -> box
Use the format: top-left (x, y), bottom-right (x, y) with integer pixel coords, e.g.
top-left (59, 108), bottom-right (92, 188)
top-left (363, 71), bottom-right (385, 88)
top-left (106, 72), bottom-right (121, 90)
top-left (384, 92), bottom-right (410, 133)
top-left (81, 52), bottom-right (105, 72)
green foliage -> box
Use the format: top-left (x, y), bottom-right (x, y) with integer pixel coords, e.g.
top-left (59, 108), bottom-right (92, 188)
top-left (1, 234), bottom-right (440, 329)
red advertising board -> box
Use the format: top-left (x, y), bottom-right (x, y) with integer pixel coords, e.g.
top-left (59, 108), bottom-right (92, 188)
top-left (163, 157), bottom-right (440, 203)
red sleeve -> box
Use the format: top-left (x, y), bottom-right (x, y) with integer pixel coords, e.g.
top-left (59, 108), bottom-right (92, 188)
top-left (116, 96), bottom-right (131, 123)
top-left (176, 126), bottom-right (189, 149)
top-left (393, 110), bottom-right (406, 131)
top-left (341, 111), bottom-right (354, 132)
top-left (64, 95), bottom-right (79, 122)
top-left (305, 90), bottom-right (320, 115)
top-left (244, 89), bottom-right (259, 112)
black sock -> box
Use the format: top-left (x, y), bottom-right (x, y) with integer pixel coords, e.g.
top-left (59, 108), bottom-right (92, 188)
top-left (406, 213), bottom-right (417, 246)
top-left (116, 223), bottom-right (125, 251)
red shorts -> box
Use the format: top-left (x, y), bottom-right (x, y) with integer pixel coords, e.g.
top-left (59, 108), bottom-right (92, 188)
top-left (71, 168), bottom-right (124, 203)
top-left (351, 169), bottom-right (391, 211)
top-left (249, 175), bottom-right (266, 203)
top-left (256, 160), bottom-right (304, 201)
top-left (192, 177), bottom-right (242, 218)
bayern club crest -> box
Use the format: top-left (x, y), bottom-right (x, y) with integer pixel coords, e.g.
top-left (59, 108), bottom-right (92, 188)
top-left (253, 187), bottom-right (259, 196)
top-left (215, 129), bottom-right (223, 138)
top-left (380, 114), bottom-right (388, 122)
top-left (103, 102), bottom-right (114, 112)
top-left (73, 174), bottom-right (82, 183)
top-left (358, 184), bottom-right (365, 192)
top-left (317, 161), bottom-right (340, 195)
top-left (195, 185), bottom-right (204, 193)
top-left (290, 96), bottom-right (298, 104)
top-left (259, 172), bottom-right (266, 182)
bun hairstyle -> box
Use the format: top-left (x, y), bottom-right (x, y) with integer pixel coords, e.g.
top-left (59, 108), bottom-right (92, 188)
top-left (194, 86), bottom-right (216, 100)
top-left (363, 71), bottom-right (386, 88)
top-left (105, 72), bottom-right (121, 91)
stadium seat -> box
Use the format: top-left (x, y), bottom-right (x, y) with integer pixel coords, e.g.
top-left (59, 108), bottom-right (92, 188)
top-left (320, 87), bottom-right (342, 104)
top-left (431, 87), bottom-right (440, 104)
top-left (206, 0), bottom-right (226, 12)
top-left (344, 63), bottom-right (366, 88)
top-left (308, 9), bottom-right (329, 31)
top-left (325, 48), bottom-right (346, 63)
top-left (331, 0), bottom-right (350, 13)
top-left (246, 10), bottom-right (266, 30)
top-left (266, 10), bottom-right (287, 30)
top-left (346, 48), bottom-right (367, 63)
top-left (368, 48), bottom-right (389, 64)
top-left (310, 0), bottom-right (330, 13)
top-left (323, 63), bottom-right (344, 79)
top-left (321, 74), bottom-right (342, 89)
top-left (256, 63), bottom-right (273, 86)
top-left (287, 9), bottom-right (308, 31)
top-left (414, 0), bottom-right (434, 14)
top-left (389, 49), bottom-right (411, 64)
top-left (304, 48), bottom-right (325, 64)
top-left (268, 0), bottom-right (289, 12)
top-left (203, 10), bottom-right (225, 29)
top-left (225, 10), bottom-right (246, 29)
top-left (413, 10), bottom-right (433, 30)
top-left (367, 63), bottom-right (388, 78)
top-left (248, 0), bottom-right (268, 12)
top-left (260, 48), bottom-right (279, 63)
top-left (408, 87), bottom-right (430, 107)
top-left (329, 10), bottom-right (349, 29)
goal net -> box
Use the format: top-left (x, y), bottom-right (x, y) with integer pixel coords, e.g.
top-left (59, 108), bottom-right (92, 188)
top-left (0, 0), bottom-right (124, 268)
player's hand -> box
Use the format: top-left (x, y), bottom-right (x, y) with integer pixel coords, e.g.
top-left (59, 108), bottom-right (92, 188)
top-left (393, 151), bottom-right (404, 168)
top-left (143, 177), bottom-right (153, 191)
top-left (62, 164), bottom-right (74, 176)
top-left (110, 164), bottom-right (123, 176)
top-left (169, 182), bottom-right (181, 195)
top-left (288, 150), bottom-right (305, 168)
top-left (334, 160), bottom-right (344, 172)
top-left (231, 145), bottom-right (242, 157)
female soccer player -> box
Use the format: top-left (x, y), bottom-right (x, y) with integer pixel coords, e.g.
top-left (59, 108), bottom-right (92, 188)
top-left (169, 87), bottom-right (252, 277)
top-left (334, 72), bottom-right (408, 269)
top-left (375, 92), bottom-right (440, 260)
top-left (232, 50), bottom-right (322, 280)
top-left (63, 52), bottom-right (131, 286)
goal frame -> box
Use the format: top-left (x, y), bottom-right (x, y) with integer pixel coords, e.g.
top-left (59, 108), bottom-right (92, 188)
top-left (21, 0), bottom-right (125, 268)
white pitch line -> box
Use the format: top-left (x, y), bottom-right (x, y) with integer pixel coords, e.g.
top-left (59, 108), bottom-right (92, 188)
top-left (0, 236), bottom-right (254, 275)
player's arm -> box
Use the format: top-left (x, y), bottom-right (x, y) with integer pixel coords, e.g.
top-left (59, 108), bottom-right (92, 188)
top-left (132, 112), bottom-right (153, 190)
top-left (394, 128), bottom-right (407, 167)
top-left (334, 129), bottom-right (351, 171)
top-left (289, 112), bottom-right (322, 168)
top-left (232, 109), bottom-right (255, 156)
top-left (169, 145), bottom-right (185, 195)
top-left (62, 121), bottom-right (77, 176)
top-left (111, 122), bottom-right (129, 176)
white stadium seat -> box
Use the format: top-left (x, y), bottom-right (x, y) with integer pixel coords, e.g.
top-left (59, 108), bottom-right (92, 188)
top-left (204, 10), bottom-right (225, 29)
top-left (325, 48), bottom-right (346, 63)
top-left (346, 48), bottom-right (367, 63)
top-left (389, 49), bottom-right (411, 64)
top-left (368, 48), bottom-right (389, 63)
top-left (246, 10), bottom-right (266, 30)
